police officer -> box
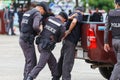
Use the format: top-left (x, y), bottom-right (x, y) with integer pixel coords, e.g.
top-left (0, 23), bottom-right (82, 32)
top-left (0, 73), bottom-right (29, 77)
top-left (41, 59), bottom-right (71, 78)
top-left (8, 4), bottom-right (15, 35)
top-left (3, 6), bottom-right (9, 34)
top-left (104, 0), bottom-right (120, 80)
top-left (53, 7), bottom-right (84, 80)
top-left (26, 11), bottom-right (68, 80)
top-left (19, 2), bottom-right (49, 80)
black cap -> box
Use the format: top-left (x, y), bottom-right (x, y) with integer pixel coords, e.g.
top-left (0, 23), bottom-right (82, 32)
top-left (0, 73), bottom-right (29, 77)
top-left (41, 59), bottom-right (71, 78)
top-left (115, 0), bottom-right (120, 3)
top-left (37, 1), bottom-right (49, 13)
top-left (75, 6), bottom-right (84, 12)
top-left (59, 11), bottom-right (68, 21)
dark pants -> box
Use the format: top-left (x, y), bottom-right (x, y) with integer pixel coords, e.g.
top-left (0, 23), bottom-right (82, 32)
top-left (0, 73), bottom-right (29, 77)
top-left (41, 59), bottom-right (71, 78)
top-left (19, 38), bottom-right (37, 80)
top-left (18, 21), bottom-right (22, 32)
top-left (29, 43), bottom-right (57, 79)
top-left (4, 21), bottom-right (9, 34)
top-left (55, 40), bottom-right (75, 80)
top-left (8, 19), bottom-right (15, 35)
top-left (110, 39), bottom-right (120, 80)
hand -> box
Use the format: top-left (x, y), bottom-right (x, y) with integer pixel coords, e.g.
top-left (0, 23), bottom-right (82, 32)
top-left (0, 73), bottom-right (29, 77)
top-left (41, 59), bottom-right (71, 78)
top-left (104, 44), bottom-right (110, 52)
top-left (39, 25), bottom-right (43, 32)
top-left (7, 20), bottom-right (10, 23)
top-left (62, 30), bottom-right (71, 40)
top-left (72, 13), bottom-right (78, 17)
top-left (69, 13), bottom-right (78, 19)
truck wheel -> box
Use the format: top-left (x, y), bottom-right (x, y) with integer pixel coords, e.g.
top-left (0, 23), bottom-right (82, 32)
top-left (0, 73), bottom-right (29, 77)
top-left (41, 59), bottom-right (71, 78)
top-left (99, 67), bottom-right (113, 79)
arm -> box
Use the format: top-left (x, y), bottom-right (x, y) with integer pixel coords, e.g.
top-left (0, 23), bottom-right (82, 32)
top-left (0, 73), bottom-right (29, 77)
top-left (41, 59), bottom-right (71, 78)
top-left (62, 18), bottom-right (77, 39)
top-left (68, 13), bottom-right (82, 33)
top-left (68, 13), bottom-right (78, 20)
top-left (63, 14), bottom-right (82, 39)
top-left (104, 15), bottom-right (111, 52)
top-left (67, 18), bottom-right (77, 32)
top-left (33, 12), bottom-right (43, 33)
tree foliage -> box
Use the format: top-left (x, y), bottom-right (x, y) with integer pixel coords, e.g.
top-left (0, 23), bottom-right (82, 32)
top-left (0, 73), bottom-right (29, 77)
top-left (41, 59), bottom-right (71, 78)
top-left (82, 0), bottom-right (114, 12)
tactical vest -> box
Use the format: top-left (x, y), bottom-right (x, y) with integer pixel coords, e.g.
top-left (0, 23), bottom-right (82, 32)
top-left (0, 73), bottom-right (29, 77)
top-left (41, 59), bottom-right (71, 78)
top-left (21, 9), bottom-right (38, 34)
top-left (109, 9), bottom-right (120, 37)
top-left (41, 16), bottom-right (62, 42)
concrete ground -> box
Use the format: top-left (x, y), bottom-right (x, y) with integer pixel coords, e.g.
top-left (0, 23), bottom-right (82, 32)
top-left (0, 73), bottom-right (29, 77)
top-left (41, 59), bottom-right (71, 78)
top-left (0, 34), bottom-right (107, 80)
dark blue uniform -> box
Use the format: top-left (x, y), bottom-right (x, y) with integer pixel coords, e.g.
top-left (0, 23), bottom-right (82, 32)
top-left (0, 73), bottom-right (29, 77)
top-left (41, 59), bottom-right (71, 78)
top-left (104, 9), bottom-right (120, 80)
top-left (28, 16), bottom-right (66, 79)
top-left (19, 8), bottom-right (42, 80)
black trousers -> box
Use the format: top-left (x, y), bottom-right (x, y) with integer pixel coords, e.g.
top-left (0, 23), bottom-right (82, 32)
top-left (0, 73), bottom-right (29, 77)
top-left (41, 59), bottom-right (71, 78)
top-left (55, 40), bottom-right (76, 80)
top-left (110, 39), bottom-right (120, 80)
top-left (19, 38), bottom-right (37, 80)
top-left (29, 43), bottom-right (57, 79)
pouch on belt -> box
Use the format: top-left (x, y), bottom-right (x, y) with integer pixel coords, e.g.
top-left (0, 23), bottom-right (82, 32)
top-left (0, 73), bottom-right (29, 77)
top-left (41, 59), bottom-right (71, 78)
top-left (36, 37), bottom-right (56, 51)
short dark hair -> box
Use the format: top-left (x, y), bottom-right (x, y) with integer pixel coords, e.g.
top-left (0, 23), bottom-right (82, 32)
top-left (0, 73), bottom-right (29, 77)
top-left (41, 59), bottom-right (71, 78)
top-left (58, 11), bottom-right (68, 21)
top-left (75, 6), bottom-right (84, 12)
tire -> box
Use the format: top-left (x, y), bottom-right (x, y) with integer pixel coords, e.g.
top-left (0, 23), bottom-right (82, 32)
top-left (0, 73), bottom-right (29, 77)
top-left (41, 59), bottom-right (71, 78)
top-left (99, 67), bottom-right (113, 79)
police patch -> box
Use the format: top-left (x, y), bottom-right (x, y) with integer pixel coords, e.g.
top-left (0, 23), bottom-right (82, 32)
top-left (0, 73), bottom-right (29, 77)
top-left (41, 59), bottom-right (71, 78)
top-left (111, 23), bottom-right (120, 27)
top-left (44, 25), bottom-right (56, 33)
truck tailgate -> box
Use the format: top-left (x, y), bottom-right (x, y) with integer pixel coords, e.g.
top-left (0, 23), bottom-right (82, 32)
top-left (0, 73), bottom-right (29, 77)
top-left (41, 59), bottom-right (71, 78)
top-left (81, 22), bottom-right (116, 64)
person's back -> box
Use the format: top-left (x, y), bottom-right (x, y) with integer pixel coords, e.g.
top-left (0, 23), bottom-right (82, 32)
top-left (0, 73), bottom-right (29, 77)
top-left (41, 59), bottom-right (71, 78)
top-left (65, 11), bottom-right (83, 45)
top-left (40, 16), bottom-right (65, 42)
top-left (108, 9), bottom-right (120, 37)
top-left (21, 8), bottom-right (41, 35)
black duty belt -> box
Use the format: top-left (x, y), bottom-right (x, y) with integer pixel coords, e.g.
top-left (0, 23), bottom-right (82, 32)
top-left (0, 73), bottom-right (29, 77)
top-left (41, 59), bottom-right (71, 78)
top-left (113, 36), bottom-right (120, 39)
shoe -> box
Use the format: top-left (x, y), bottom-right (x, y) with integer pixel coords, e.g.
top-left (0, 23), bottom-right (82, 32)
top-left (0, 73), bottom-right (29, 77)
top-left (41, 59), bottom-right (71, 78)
top-left (26, 76), bottom-right (33, 80)
top-left (12, 33), bottom-right (16, 35)
top-left (52, 77), bottom-right (60, 80)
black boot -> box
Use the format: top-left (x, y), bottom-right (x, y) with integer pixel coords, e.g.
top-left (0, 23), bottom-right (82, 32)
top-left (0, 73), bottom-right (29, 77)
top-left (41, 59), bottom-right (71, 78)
top-left (26, 76), bottom-right (33, 80)
top-left (52, 76), bottom-right (60, 80)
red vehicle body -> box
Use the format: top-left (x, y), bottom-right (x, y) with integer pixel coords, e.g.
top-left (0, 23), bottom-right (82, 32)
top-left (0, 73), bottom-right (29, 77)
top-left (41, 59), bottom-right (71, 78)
top-left (76, 13), bottom-right (116, 79)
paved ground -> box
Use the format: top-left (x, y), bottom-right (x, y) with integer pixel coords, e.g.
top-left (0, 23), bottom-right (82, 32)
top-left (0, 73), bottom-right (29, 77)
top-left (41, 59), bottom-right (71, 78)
top-left (0, 34), bottom-right (107, 80)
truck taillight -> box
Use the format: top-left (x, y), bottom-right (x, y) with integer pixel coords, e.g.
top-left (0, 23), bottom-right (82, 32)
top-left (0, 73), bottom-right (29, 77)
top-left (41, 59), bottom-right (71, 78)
top-left (87, 28), bottom-right (97, 48)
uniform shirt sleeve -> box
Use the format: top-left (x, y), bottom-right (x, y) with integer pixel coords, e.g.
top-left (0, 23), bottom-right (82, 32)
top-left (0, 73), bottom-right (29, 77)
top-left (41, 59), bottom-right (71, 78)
top-left (33, 12), bottom-right (43, 33)
top-left (74, 13), bottom-right (83, 23)
top-left (104, 14), bottom-right (111, 44)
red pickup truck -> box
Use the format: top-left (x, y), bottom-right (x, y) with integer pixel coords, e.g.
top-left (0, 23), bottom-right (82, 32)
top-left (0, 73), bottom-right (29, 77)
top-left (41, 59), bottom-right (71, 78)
top-left (76, 13), bottom-right (116, 79)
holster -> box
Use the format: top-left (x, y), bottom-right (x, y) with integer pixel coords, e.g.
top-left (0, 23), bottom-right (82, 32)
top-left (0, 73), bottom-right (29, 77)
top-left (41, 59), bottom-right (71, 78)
top-left (35, 36), bottom-right (41, 44)
top-left (20, 33), bottom-right (34, 44)
top-left (36, 37), bottom-right (56, 51)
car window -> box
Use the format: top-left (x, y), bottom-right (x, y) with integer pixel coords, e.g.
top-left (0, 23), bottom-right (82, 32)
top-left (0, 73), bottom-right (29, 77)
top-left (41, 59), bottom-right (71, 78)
top-left (83, 13), bottom-right (107, 23)
top-left (83, 15), bottom-right (89, 21)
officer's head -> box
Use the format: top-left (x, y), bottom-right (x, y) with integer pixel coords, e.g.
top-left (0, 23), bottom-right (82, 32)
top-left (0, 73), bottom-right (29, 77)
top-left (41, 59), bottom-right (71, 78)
top-left (75, 6), bottom-right (84, 15)
top-left (115, 0), bottom-right (120, 8)
top-left (58, 11), bottom-right (68, 23)
top-left (36, 1), bottom-right (49, 15)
